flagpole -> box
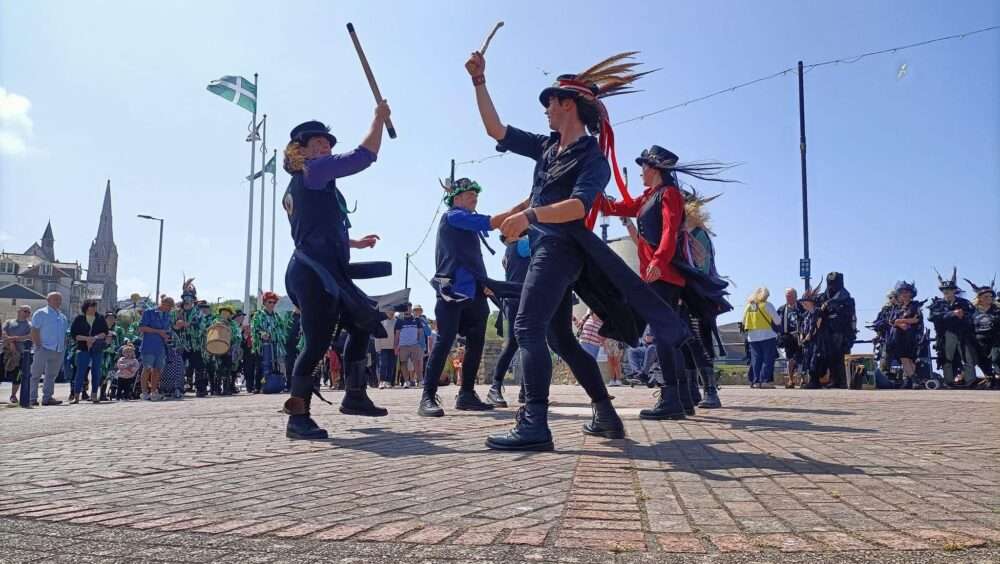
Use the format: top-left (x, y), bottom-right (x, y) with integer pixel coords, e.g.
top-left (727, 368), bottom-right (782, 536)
top-left (270, 148), bottom-right (277, 292)
top-left (258, 115), bottom-right (267, 295)
top-left (243, 73), bottom-right (258, 313)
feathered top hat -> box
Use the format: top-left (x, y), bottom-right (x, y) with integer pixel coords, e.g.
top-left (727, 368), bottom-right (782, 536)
top-left (440, 177), bottom-right (482, 207)
top-left (894, 280), bottom-right (918, 297)
top-left (964, 277), bottom-right (996, 297)
top-left (935, 267), bottom-right (959, 291)
top-left (538, 53), bottom-right (655, 220)
top-left (635, 145), bottom-right (680, 170)
top-left (289, 120), bottom-right (337, 148)
top-left (799, 281), bottom-right (823, 303)
top-left (181, 277), bottom-right (197, 301)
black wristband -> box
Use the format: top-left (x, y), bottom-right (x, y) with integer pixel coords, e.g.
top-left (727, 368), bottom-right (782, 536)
top-left (524, 208), bottom-right (539, 225)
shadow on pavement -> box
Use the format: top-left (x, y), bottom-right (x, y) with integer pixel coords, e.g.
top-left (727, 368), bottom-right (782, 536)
top-left (721, 405), bottom-right (856, 416)
top-left (567, 438), bottom-right (872, 481)
top-left (694, 415), bottom-right (878, 434)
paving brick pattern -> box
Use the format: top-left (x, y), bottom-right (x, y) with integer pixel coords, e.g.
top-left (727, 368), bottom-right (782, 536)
top-left (1, 383), bottom-right (999, 561)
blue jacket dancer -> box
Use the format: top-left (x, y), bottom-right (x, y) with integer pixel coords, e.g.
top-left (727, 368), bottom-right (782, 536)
top-left (281, 101), bottom-right (392, 440)
top-left (418, 178), bottom-right (505, 417)
top-left (465, 50), bottom-right (691, 451)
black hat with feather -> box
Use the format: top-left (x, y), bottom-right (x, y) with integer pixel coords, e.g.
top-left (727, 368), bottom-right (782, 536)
top-left (965, 277), bottom-right (996, 297)
top-left (537, 52), bottom-right (656, 227)
top-left (935, 267), bottom-right (960, 291)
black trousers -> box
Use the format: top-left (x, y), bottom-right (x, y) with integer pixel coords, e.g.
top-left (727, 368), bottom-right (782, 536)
top-left (424, 291), bottom-right (489, 394)
top-left (285, 259), bottom-right (369, 399)
top-left (492, 300), bottom-right (520, 387)
top-left (183, 351), bottom-right (206, 393)
top-left (514, 238), bottom-right (611, 405)
top-left (648, 281), bottom-right (694, 386)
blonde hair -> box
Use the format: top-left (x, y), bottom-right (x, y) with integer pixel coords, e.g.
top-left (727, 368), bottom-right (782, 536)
top-left (684, 200), bottom-right (713, 233)
top-left (283, 141), bottom-right (306, 173)
top-left (973, 292), bottom-right (994, 308)
top-left (747, 287), bottom-right (769, 304)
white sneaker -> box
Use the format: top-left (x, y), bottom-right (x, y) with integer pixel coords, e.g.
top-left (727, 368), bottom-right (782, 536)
top-left (378, 381), bottom-right (388, 389)
top-left (141, 392), bottom-right (150, 401)
top-left (150, 392), bottom-right (162, 401)
top-left (403, 381), bottom-right (411, 389)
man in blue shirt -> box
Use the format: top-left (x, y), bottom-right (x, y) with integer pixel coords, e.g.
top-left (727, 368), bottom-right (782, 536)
top-left (29, 292), bottom-right (68, 406)
top-left (394, 305), bottom-right (426, 388)
top-left (419, 178), bottom-right (505, 416)
top-left (139, 296), bottom-right (175, 401)
top-left (465, 50), bottom-right (690, 451)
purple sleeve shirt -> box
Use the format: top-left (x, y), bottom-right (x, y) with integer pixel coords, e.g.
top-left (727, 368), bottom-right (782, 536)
top-left (303, 146), bottom-right (377, 190)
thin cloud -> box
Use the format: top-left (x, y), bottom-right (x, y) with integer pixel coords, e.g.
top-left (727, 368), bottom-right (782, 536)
top-left (0, 87), bottom-right (33, 157)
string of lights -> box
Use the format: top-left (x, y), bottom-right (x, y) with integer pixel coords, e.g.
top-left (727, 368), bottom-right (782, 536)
top-left (454, 25), bottom-right (998, 161)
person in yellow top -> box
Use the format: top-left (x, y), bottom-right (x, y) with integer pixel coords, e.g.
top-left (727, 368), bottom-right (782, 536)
top-left (741, 287), bottom-right (780, 388)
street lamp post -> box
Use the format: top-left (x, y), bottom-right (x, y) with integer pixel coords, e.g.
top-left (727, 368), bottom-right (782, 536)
top-left (137, 214), bottom-right (164, 302)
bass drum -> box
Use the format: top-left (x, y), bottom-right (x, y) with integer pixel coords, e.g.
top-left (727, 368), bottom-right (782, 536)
top-left (206, 322), bottom-right (232, 356)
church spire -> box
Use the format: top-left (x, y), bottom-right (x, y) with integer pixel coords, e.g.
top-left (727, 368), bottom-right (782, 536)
top-left (96, 179), bottom-right (114, 243)
top-left (41, 221), bottom-right (55, 261)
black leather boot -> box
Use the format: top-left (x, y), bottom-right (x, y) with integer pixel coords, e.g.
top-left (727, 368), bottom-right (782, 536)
top-left (639, 383), bottom-right (687, 420)
top-left (486, 385), bottom-right (508, 408)
top-left (340, 361), bottom-right (388, 416)
top-left (418, 388), bottom-right (445, 417)
top-left (582, 398), bottom-right (625, 439)
top-left (688, 369), bottom-right (703, 405)
top-left (456, 388), bottom-right (494, 411)
top-left (486, 402), bottom-right (554, 451)
top-left (678, 370), bottom-right (696, 416)
top-left (284, 396), bottom-right (328, 440)
top-left (698, 367), bottom-right (722, 408)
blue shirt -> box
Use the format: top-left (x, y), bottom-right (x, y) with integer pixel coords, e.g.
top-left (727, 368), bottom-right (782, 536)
top-left (444, 207), bottom-right (492, 298)
top-left (395, 316), bottom-right (425, 347)
top-left (139, 308), bottom-right (172, 355)
top-left (30, 306), bottom-right (68, 353)
top-left (497, 125), bottom-right (610, 245)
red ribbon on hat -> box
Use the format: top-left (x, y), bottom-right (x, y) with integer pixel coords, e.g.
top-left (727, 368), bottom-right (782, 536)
top-left (584, 101), bottom-right (633, 230)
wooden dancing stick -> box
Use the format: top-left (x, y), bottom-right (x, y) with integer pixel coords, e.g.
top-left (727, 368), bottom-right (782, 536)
top-left (346, 22), bottom-right (397, 139)
top-left (480, 21), bottom-right (504, 55)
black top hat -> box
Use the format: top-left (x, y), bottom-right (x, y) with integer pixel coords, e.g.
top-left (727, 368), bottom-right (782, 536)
top-left (290, 120), bottom-right (337, 148)
top-left (936, 267), bottom-right (959, 291)
top-left (964, 277), bottom-right (997, 297)
top-left (197, 300), bottom-right (210, 308)
top-left (635, 145), bottom-right (680, 170)
top-left (538, 74), bottom-right (600, 107)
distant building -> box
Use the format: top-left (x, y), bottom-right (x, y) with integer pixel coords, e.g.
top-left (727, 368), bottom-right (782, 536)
top-left (0, 180), bottom-right (119, 317)
top-left (87, 181), bottom-right (118, 312)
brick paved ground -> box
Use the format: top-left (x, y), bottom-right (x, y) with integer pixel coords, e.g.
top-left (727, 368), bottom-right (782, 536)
top-left (1, 383), bottom-right (998, 563)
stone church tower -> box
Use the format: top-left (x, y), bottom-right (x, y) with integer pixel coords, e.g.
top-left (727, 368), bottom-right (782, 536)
top-left (87, 180), bottom-right (118, 310)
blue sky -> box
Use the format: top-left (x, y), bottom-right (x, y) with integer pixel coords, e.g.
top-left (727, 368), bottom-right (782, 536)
top-left (1, 0), bottom-right (997, 339)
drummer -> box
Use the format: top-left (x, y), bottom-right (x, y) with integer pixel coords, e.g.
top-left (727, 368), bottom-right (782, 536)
top-left (206, 305), bottom-right (241, 395)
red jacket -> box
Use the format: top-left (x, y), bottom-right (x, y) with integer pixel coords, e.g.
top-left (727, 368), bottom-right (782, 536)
top-left (600, 185), bottom-right (686, 287)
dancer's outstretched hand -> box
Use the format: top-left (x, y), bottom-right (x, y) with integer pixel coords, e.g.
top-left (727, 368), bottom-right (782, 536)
top-left (351, 234), bottom-right (381, 249)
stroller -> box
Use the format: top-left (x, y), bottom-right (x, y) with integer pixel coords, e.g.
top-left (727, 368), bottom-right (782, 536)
top-left (159, 345), bottom-right (185, 398)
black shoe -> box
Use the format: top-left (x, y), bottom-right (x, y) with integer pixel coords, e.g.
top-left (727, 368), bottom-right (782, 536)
top-left (486, 403), bottom-right (554, 451)
top-left (678, 371), bottom-right (696, 416)
top-left (455, 390), bottom-right (494, 411)
top-left (697, 368), bottom-right (722, 409)
top-left (582, 398), bottom-right (626, 439)
top-left (639, 384), bottom-right (686, 420)
top-left (283, 396), bottom-right (329, 440)
top-left (286, 414), bottom-right (329, 440)
top-left (418, 391), bottom-right (445, 417)
top-left (486, 386), bottom-right (508, 408)
top-left (341, 361), bottom-right (388, 416)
